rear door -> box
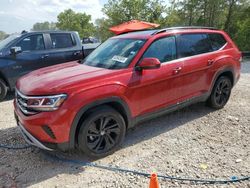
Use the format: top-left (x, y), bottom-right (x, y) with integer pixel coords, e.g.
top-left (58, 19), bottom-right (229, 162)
top-left (176, 33), bottom-right (216, 100)
top-left (44, 33), bottom-right (82, 67)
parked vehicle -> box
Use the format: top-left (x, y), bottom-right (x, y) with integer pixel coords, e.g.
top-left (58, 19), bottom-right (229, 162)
top-left (14, 27), bottom-right (241, 158)
top-left (82, 37), bottom-right (100, 44)
top-left (82, 37), bottom-right (101, 56)
top-left (0, 31), bottom-right (83, 101)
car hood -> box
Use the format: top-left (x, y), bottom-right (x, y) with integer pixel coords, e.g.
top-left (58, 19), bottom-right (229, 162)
top-left (16, 61), bottom-right (113, 95)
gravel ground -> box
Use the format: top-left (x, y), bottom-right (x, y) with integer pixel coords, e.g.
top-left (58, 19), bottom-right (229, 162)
top-left (0, 60), bottom-right (249, 188)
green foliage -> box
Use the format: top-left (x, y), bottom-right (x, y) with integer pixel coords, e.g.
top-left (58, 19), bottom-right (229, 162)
top-left (32, 22), bottom-right (57, 31)
top-left (233, 6), bottom-right (250, 50)
top-left (56, 9), bottom-right (95, 38)
top-left (103, 0), bottom-right (166, 24)
top-left (97, 0), bottom-right (166, 41)
top-left (25, 0), bottom-right (250, 50)
top-left (161, 0), bottom-right (250, 50)
top-left (95, 18), bottom-right (114, 42)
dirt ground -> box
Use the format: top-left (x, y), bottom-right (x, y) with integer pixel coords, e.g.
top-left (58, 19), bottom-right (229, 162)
top-left (0, 60), bottom-right (249, 188)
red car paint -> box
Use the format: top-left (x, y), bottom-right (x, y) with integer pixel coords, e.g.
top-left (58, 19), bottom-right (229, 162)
top-left (14, 28), bottom-right (241, 150)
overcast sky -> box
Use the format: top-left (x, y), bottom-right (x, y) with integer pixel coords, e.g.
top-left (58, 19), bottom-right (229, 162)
top-left (0, 0), bottom-right (108, 34)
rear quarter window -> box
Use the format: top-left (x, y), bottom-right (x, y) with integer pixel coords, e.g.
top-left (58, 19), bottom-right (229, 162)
top-left (208, 33), bottom-right (227, 51)
top-left (177, 34), bottom-right (212, 58)
top-left (50, 33), bottom-right (75, 49)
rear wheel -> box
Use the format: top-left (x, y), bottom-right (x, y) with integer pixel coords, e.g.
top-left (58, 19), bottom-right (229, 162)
top-left (207, 76), bottom-right (232, 109)
top-left (0, 79), bottom-right (8, 102)
top-left (77, 106), bottom-right (126, 158)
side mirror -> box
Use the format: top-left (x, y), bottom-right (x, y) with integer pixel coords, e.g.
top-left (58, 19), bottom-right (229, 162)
top-left (10, 46), bottom-right (22, 55)
top-left (136, 58), bottom-right (161, 71)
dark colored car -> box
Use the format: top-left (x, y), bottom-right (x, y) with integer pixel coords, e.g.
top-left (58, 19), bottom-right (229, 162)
top-left (82, 37), bottom-right (100, 44)
top-left (0, 31), bottom-right (83, 101)
top-left (14, 27), bottom-right (241, 158)
top-left (82, 37), bottom-right (101, 56)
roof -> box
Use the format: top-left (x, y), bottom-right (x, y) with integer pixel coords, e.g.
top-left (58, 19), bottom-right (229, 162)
top-left (112, 30), bottom-right (158, 39)
top-left (21, 30), bottom-right (77, 35)
top-left (112, 26), bottom-right (220, 39)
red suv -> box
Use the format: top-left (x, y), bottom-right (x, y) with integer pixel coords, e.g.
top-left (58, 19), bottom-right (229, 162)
top-left (14, 27), bottom-right (241, 158)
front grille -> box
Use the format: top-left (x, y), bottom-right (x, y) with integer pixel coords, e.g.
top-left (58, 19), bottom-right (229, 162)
top-left (16, 90), bottom-right (37, 115)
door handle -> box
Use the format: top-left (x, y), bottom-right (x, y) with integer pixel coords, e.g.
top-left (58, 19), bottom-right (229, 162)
top-left (207, 59), bottom-right (214, 66)
top-left (41, 54), bottom-right (49, 59)
top-left (173, 67), bottom-right (182, 74)
top-left (12, 65), bottom-right (22, 69)
top-left (73, 51), bottom-right (81, 56)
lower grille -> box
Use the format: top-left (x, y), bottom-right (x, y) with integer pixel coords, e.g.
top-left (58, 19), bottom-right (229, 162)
top-left (42, 125), bottom-right (56, 139)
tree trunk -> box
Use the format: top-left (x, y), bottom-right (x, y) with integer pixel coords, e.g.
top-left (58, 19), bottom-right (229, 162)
top-left (224, 0), bottom-right (236, 31)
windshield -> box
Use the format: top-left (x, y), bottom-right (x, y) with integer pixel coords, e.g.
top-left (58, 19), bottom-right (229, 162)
top-left (0, 34), bottom-right (20, 50)
top-left (83, 38), bottom-right (145, 69)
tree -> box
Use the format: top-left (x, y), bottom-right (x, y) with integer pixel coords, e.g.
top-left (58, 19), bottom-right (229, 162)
top-left (96, 0), bottom-right (166, 41)
top-left (56, 9), bottom-right (95, 38)
top-left (32, 21), bottom-right (57, 31)
top-left (103, 0), bottom-right (166, 25)
top-left (231, 4), bottom-right (250, 50)
top-left (95, 18), bottom-right (113, 41)
top-left (163, 0), bottom-right (250, 50)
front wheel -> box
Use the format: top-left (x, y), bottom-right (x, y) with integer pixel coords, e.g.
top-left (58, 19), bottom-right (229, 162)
top-left (207, 76), bottom-right (232, 109)
top-left (0, 79), bottom-right (8, 102)
top-left (77, 106), bottom-right (126, 158)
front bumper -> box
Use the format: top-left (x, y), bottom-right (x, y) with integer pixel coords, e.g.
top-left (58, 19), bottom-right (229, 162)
top-left (14, 100), bottom-right (73, 151)
top-left (18, 122), bottom-right (53, 151)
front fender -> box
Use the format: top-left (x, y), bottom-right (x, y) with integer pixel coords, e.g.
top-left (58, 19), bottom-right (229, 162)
top-left (65, 84), bottom-right (132, 149)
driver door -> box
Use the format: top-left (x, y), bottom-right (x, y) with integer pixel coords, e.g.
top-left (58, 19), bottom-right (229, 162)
top-left (6, 34), bottom-right (47, 85)
top-left (128, 36), bottom-right (185, 116)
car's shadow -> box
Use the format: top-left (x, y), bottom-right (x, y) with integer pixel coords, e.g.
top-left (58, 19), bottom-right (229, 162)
top-left (0, 103), bottom-right (214, 187)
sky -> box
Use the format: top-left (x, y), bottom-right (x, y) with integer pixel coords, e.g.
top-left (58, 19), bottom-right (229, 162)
top-left (0, 0), bottom-right (108, 34)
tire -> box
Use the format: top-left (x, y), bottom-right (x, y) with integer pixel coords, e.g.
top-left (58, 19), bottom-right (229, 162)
top-left (0, 79), bottom-right (8, 102)
top-left (77, 106), bottom-right (126, 158)
top-left (207, 76), bottom-right (232, 109)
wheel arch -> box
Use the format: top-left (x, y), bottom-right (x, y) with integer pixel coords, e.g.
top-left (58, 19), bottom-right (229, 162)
top-left (217, 71), bottom-right (234, 86)
top-left (0, 71), bottom-right (10, 89)
top-left (210, 67), bottom-right (235, 94)
top-left (68, 96), bottom-right (133, 149)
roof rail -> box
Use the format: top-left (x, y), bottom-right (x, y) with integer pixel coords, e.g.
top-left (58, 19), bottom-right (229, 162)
top-left (152, 26), bottom-right (218, 35)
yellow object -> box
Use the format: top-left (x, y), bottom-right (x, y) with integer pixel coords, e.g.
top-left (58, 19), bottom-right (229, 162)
top-left (200, 163), bottom-right (208, 170)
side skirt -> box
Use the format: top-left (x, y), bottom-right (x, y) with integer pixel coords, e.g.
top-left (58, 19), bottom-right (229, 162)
top-left (133, 92), bottom-right (210, 125)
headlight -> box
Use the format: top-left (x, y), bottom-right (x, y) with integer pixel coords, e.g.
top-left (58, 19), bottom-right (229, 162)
top-left (24, 94), bottom-right (67, 112)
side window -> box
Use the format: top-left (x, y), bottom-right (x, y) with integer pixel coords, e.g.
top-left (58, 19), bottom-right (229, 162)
top-left (177, 34), bottom-right (212, 58)
top-left (208, 33), bottom-right (227, 51)
top-left (50, 33), bottom-right (75, 49)
top-left (16, 34), bottom-right (45, 51)
top-left (142, 36), bottom-right (176, 63)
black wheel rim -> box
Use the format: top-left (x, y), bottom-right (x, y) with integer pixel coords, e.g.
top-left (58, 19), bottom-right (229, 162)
top-left (86, 115), bottom-right (121, 153)
top-left (214, 79), bottom-right (231, 106)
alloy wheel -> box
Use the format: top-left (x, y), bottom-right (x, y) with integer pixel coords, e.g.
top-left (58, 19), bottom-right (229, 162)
top-left (86, 116), bottom-right (121, 153)
top-left (214, 79), bottom-right (231, 106)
